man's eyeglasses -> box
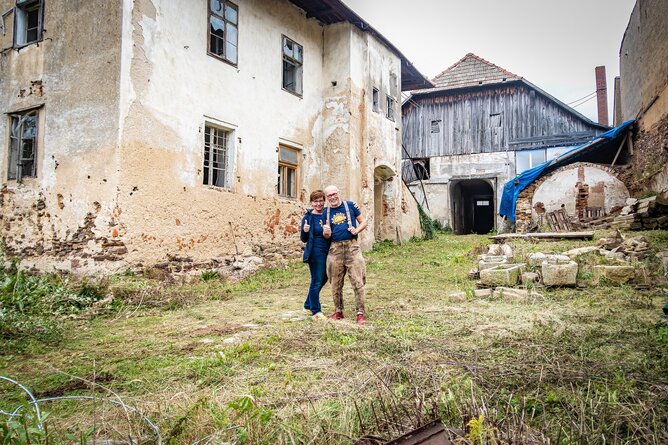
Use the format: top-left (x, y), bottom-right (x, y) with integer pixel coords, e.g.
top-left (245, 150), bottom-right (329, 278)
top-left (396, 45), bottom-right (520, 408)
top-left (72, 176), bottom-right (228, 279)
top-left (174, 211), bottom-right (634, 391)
top-left (326, 192), bottom-right (338, 198)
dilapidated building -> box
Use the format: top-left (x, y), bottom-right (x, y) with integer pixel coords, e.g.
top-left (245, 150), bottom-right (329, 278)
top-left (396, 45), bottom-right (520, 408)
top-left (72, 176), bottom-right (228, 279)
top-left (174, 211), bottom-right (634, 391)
top-left (402, 53), bottom-right (609, 234)
top-left (0, 0), bottom-right (432, 275)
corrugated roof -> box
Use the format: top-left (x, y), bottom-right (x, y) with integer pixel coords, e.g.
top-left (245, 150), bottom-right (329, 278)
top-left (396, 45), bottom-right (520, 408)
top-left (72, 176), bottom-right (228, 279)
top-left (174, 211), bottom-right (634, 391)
top-left (431, 53), bottom-right (521, 90)
top-left (286, 0), bottom-right (433, 90)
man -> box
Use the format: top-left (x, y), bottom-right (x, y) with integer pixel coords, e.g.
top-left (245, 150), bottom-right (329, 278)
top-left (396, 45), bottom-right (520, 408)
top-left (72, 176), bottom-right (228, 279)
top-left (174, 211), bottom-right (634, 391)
top-left (322, 185), bottom-right (368, 324)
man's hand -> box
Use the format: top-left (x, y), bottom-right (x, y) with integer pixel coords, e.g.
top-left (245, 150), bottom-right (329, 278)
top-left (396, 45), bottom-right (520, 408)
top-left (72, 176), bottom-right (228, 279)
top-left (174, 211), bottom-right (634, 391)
top-left (303, 220), bottom-right (310, 233)
top-left (323, 224), bottom-right (331, 238)
top-left (348, 226), bottom-right (359, 235)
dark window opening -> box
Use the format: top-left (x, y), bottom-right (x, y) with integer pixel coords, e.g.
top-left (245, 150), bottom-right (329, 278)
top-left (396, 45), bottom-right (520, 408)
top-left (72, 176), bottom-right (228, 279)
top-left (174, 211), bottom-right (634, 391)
top-left (282, 36), bottom-right (303, 96)
top-left (14, 0), bottom-right (44, 48)
top-left (412, 158), bottom-right (430, 180)
top-left (430, 119), bottom-right (441, 133)
top-left (208, 0), bottom-right (238, 65)
top-left (386, 96), bottom-right (395, 121)
top-left (8, 109), bottom-right (39, 181)
top-left (372, 88), bottom-right (379, 112)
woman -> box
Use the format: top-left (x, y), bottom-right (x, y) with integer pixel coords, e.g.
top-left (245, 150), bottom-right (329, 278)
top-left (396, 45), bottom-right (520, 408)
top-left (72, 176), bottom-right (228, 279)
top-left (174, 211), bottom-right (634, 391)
top-left (300, 190), bottom-right (330, 320)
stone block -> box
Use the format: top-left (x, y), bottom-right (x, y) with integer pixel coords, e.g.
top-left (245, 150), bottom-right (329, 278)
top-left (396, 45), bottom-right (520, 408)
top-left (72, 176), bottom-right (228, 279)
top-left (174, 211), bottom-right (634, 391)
top-left (527, 252), bottom-right (547, 267)
top-left (478, 255), bottom-right (508, 270)
top-left (592, 265), bottom-right (635, 285)
top-left (563, 246), bottom-right (600, 259)
top-left (487, 244), bottom-right (502, 255)
top-left (521, 272), bottom-right (540, 284)
top-left (541, 261), bottom-right (578, 286)
top-left (493, 287), bottom-right (542, 302)
top-left (500, 244), bottom-right (514, 259)
top-left (448, 288), bottom-right (493, 301)
top-left (480, 264), bottom-right (524, 287)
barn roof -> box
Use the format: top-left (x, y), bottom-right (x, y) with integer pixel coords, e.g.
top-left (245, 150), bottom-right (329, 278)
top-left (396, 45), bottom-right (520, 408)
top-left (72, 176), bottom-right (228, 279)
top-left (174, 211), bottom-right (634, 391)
top-left (286, 0), bottom-right (433, 90)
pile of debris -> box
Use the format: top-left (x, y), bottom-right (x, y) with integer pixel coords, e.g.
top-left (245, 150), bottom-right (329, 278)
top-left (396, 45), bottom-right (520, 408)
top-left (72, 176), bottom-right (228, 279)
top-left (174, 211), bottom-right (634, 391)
top-left (580, 196), bottom-right (668, 231)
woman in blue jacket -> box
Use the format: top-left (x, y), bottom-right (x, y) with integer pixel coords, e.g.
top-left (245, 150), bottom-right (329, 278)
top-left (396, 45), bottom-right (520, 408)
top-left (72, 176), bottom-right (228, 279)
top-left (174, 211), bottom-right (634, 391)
top-left (300, 190), bottom-right (330, 320)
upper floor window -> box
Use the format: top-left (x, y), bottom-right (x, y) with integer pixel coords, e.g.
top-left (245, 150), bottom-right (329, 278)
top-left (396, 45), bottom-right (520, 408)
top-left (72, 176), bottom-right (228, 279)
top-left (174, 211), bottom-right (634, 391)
top-left (372, 88), bottom-right (379, 112)
top-left (14, 0), bottom-right (44, 48)
top-left (203, 124), bottom-right (232, 188)
top-left (208, 0), bottom-right (238, 65)
top-left (282, 36), bottom-right (303, 96)
top-left (386, 96), bottom-right (396, 121)
top-left (8, 109), bottom-right (39, 181)
top-left (515, 149), bottom-right (546, 174)
top-left (277, 145), bottom-right (299, 198)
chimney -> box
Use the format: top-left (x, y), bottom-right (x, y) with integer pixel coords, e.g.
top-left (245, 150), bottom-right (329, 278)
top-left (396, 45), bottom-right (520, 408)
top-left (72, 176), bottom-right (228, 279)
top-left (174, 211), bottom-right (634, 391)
top-left (595, 66), bottom-right (609, 126)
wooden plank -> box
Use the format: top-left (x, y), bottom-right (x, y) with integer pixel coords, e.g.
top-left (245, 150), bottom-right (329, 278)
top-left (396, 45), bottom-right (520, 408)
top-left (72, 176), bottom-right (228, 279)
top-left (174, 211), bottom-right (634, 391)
top-left (490, 232), bottom-right (594, 241)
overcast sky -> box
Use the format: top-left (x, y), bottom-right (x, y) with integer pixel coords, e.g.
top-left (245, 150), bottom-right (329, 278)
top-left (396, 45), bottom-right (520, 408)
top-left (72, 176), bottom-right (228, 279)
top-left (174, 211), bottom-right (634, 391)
top-left (342, 0), bottom-right (636, 124)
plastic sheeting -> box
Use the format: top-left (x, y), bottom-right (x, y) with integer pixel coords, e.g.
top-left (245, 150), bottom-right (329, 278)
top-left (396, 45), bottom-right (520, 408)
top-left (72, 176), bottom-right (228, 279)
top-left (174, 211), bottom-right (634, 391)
top-left (499, 120), bottom-right (635, 221)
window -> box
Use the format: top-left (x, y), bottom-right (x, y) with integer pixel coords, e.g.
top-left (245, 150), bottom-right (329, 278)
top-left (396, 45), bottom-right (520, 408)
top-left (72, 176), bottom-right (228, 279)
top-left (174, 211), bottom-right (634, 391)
top-left (430, 120), bottom-right (441, 133)
top-left (8, 109), bottom-right (39, 181)
top-left (515, 149), bottom-right (547, 174)
top-left (13, 0), bottom-right (44, 48)
top-left (208, 0), bottom-right (238, 65)
top-left (277, 145), bottom-right (299, 198)
top-left (203, 124), bottom-right (231, 188)
top-left (372, 88), bottom-right (379, 112)
top-left (386, 96), bottom-right (395, 121)
top-left (282, 36), bottom-right (303, 96)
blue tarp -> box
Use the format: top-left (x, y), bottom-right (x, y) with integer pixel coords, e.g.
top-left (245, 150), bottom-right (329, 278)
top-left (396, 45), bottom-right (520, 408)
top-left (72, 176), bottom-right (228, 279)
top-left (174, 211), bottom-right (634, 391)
top-left (499, 120), bottom-right (635, 221)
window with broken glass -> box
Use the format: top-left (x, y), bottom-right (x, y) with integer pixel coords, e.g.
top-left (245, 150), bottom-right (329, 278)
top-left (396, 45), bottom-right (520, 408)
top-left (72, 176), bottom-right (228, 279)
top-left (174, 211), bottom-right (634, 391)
top-left (8, 109), bottom-right (39, 181)
top-left (282, 36), bottom-right (303, 96)
top-left (13, 0), bottom-right (44, 48)
top-left (208, 0), bottom-right (238, 65)
top-left (203, 124), bottom-right (230, 188)
top-left (277, 145), bottom-right (299, 199)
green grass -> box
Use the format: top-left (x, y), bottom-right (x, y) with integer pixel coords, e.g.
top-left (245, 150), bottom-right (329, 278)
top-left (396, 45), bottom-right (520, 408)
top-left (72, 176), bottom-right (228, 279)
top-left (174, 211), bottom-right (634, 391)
top-left (1, 232), bottom-right (667, 444)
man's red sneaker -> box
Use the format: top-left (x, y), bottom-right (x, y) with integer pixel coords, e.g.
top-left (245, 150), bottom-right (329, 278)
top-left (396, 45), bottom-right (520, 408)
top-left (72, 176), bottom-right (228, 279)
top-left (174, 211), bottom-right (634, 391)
top-left (330, 311), bottom-right (344, 320)
top-left (356, 314), bottom-right (366, 324)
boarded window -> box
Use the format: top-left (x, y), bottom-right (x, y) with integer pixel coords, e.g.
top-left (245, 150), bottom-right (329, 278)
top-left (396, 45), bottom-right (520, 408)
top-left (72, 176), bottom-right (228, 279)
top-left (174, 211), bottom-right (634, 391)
top-left (203, 124), bottom-right (231, 188)
top-left (208, 0), bottom-right (238, 65)
top-left (277, 145), bottom-right (299, 198)
top-left (282, 36), bottom-right (303, 96)
top-left (8, 109), bottom-right (39, 181)
top-left (430, 120), bottom-right (441, 133)
top-left (14, 0), bottom-right (43, 47)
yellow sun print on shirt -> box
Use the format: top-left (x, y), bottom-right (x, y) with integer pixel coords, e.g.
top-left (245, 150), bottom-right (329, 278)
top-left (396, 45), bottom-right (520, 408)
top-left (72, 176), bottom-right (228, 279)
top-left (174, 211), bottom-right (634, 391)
top-left (332, 212), bottom-right (347, 225)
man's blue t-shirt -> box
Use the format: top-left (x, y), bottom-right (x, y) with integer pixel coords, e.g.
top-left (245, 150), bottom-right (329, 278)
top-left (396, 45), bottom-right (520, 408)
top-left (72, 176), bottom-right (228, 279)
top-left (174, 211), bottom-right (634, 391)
top-left (327, 201), bottom-right (361, 242)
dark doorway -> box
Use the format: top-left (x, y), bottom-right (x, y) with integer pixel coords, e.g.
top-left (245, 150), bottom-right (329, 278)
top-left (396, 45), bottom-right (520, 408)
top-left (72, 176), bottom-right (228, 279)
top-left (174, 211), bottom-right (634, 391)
top-left (451, 179), bottom-right (495, 234)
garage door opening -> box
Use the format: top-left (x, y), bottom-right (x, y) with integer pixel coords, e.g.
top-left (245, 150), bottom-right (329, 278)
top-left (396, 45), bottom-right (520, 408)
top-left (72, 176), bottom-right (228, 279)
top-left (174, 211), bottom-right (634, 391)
top-left (451, 179), bottom-right (495, 234)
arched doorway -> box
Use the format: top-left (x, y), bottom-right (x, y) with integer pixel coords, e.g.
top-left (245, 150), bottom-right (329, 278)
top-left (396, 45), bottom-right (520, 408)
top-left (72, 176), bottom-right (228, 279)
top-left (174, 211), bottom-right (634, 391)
top-left (450, 179), bottom-right (495, 234)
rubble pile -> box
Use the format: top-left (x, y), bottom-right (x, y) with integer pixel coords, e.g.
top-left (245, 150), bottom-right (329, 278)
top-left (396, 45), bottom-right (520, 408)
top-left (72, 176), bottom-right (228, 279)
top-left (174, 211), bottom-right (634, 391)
top-left (580, 196), bottom-right (668, 231)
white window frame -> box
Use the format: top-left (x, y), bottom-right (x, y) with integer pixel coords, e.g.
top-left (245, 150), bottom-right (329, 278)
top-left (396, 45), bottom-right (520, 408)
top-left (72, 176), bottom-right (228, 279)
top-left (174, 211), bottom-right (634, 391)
top-left (208, 0), bottom-right (238, 65)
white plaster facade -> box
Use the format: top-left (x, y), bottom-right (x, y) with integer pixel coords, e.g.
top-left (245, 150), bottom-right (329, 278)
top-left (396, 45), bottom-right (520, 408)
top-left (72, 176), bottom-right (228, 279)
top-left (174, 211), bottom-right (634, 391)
top-left (0, 0), bottom-right (422, 275)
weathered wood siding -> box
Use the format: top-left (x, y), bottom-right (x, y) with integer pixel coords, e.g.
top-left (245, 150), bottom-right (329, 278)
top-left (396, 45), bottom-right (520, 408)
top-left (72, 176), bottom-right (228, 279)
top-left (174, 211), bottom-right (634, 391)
top-left (402, 83), bottom-right (602, 157)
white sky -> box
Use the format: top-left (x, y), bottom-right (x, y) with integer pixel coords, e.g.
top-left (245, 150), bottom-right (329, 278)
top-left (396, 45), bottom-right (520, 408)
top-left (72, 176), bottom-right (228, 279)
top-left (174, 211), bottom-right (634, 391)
top-left (342, 0), bottom-right (637, 124)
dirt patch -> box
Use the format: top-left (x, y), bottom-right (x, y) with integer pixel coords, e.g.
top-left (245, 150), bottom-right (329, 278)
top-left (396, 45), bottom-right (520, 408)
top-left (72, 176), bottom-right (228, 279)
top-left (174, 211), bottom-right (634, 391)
top-left (34, 373), bottom-right (115, 398)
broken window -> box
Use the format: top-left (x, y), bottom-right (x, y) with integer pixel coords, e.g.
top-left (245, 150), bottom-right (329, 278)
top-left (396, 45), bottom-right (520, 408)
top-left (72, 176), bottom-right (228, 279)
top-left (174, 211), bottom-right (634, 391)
top-left (14, 0), bottom-right (44, 47)
top-left (372, 88), bottom-right (379, 112)
top-left (412, 158), bottom-right (430, 180)
top-left (386, 96), bottom-right (396, 121)
top-left (8, 109), bottom-right (39, 181)
top-left (515, 149), bottom-right (546, 174)
top-left (203, 124), bottom-right (231, 188)
top-left (208, 0), bottom-right (238, 65)
top-left (277, 145), bottom-right (299, 198)
top-left (430, 119), bottom-right (441, 133)
top-left (282, 36), bottom-right (303, 96)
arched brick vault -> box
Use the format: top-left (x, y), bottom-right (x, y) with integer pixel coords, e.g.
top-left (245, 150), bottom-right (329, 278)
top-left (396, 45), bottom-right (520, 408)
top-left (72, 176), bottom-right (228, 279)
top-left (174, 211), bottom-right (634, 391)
top-left (515, 162), bottom-right (625, 232)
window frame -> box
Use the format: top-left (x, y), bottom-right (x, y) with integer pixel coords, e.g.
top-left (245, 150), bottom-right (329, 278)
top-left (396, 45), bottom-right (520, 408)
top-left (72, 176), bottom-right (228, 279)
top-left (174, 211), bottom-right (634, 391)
top-left (207, 0), bottom-right (239, 66)
top-left (372, 88), bottom-right (380, 112)
top-left (7, 108), bottom-right (40, 181)
top-left (386, 95), bottom-right (396, 121)
top-left (13, 0), bottom-right (44, 49)
top-left (281, 35), bottom-right (303, 97)
top-left (277, 144), bottom-right (300, 199)
top-left (202, 123), bottom-right (233, 189)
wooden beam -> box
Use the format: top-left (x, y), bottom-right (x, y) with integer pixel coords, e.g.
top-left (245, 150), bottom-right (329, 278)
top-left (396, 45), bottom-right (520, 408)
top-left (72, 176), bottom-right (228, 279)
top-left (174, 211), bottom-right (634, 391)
top-left (610, 132), bottom-right (628, 167)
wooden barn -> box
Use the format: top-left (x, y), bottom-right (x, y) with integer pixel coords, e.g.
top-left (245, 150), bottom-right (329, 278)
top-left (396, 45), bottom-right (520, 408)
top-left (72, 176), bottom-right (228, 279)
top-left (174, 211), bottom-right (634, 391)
top-left (402, 53), bottom-right (608, 234)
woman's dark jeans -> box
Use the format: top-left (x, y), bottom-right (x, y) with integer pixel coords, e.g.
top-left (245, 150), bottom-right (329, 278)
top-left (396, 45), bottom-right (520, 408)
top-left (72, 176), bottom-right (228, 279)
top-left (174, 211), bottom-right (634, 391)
top-left (304, 250), bottom-right (327, 314)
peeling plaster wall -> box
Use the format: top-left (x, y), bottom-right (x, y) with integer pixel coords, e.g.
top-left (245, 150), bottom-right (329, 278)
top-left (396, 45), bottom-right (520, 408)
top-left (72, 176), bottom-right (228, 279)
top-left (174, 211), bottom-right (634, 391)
top-left (1, 0), bottom-right (420, 274)
top-left (0, 0), bottom-right (123, 272)
top-left (531, 165), bottom-right (629, 220)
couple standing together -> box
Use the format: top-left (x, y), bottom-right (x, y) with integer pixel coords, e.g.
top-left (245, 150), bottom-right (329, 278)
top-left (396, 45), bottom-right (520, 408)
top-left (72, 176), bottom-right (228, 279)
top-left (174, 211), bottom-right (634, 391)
top-left (299, 185), bottom-right (368, 324)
